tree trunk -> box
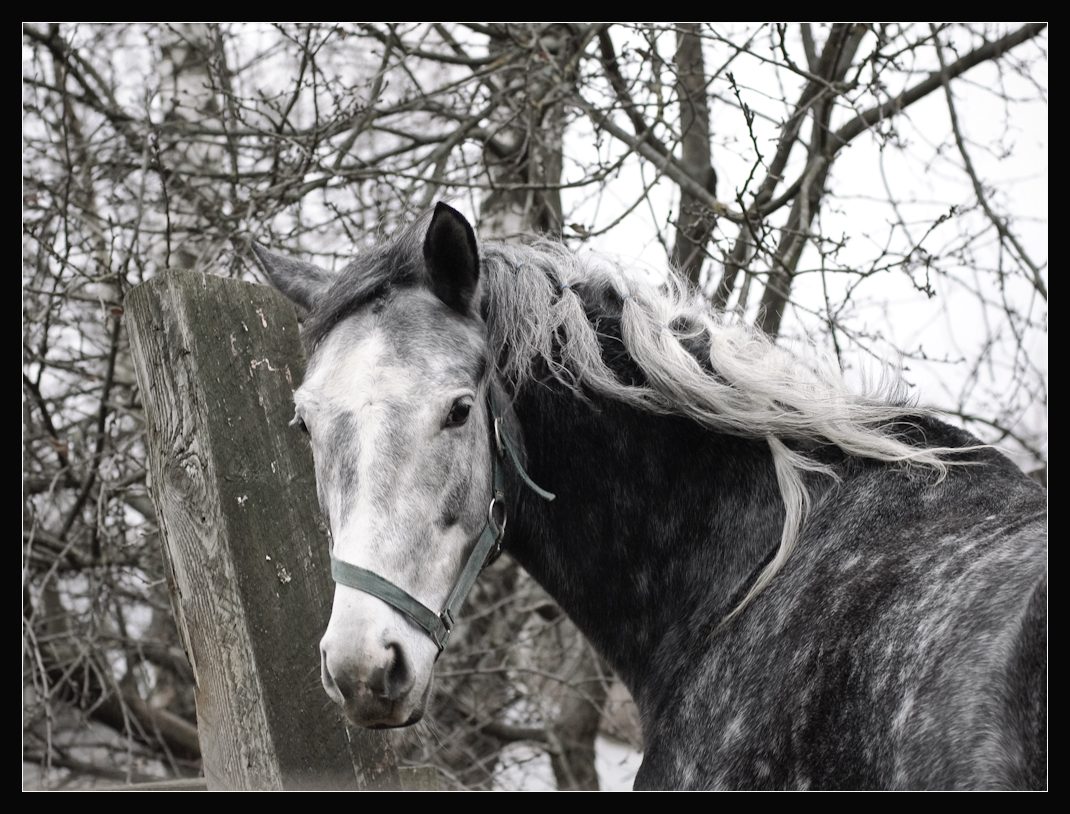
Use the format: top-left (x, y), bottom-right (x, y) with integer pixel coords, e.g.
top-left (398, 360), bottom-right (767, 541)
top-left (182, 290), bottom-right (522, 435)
top-left (478, 24), bottom-right (581, 239)
top-left (670, 24), bottom-right (717, 287)
top-left (756, 24), bottom-right (866, 338)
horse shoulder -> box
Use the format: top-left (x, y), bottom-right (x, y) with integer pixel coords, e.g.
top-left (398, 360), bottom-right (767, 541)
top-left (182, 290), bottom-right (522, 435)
top-left (636, 458), bottom-right (1045, 789)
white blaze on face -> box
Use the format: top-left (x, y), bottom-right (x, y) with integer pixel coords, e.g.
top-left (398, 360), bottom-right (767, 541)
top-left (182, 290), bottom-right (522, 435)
top-left (300, 330), bottom-right (422, 569)
top-left (312, 332), bottom-right (405, 546)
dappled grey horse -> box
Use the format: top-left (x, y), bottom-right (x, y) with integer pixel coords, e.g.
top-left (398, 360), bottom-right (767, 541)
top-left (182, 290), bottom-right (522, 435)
top-left (253, 203), bottom-right (1046, 789)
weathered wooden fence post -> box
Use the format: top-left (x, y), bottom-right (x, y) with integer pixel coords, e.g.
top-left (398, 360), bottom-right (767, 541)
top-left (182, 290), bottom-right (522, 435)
top-left (127, 270), bottom-right (401, 790)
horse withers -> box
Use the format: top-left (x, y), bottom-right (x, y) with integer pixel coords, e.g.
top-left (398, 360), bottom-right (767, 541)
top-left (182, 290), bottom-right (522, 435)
top-left (253, 203), bottom-right (1046, 789)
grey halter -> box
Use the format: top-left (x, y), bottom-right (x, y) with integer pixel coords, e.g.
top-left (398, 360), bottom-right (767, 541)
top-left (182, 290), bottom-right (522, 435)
top-left (329, 390), bottom-right (555, 653)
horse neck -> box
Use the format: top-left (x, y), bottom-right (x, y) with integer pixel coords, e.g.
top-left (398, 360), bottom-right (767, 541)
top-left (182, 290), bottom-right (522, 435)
top-left (502, 380), bottom-right (787, 712)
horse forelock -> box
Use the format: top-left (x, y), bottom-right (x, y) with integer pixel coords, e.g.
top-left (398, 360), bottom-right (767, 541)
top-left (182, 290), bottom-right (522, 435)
top-left (302, 211), bottom-right (432, 353)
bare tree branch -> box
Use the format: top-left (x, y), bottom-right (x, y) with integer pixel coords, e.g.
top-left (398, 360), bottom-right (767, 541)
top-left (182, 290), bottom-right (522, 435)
top-left (931, 25), bottom-right (1047, 301)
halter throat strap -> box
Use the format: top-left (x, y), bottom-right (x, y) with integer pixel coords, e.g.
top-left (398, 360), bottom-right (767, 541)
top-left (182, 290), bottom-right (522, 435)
top-left (329, 390), bottom-right (554, 653)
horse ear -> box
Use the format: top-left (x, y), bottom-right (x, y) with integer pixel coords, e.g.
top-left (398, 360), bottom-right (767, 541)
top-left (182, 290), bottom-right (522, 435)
top-left (251, 243), bottom-right (335, 313)
top-left (423, 202), bottom-right (480, 315)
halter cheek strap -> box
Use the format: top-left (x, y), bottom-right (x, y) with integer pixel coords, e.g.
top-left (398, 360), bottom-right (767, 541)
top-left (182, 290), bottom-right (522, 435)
top-left (329, 392), bottom-right (554, 654)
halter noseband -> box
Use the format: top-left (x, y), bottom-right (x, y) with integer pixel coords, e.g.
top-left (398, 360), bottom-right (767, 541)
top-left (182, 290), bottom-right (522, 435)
top-left (329, 389), bottom-right (555, 654)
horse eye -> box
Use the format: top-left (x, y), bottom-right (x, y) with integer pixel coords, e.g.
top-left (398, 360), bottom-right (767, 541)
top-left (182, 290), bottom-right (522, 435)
top-left (445, 400), bottom-right (471, 428)
top-left (291, 414), bottom-right (309, 435)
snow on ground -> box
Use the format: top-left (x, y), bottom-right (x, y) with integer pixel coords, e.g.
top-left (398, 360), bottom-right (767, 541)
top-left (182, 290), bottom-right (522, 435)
top-left (495, 736), bottom-right (642, 791)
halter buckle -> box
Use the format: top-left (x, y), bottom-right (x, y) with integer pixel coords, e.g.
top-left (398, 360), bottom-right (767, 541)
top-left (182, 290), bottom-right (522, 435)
top-left (488, 493), bottom-right (507, 538)
top-left (436, 609), bottom-right (456, 651)
top-left (484, 494), bottom-right (507, 568)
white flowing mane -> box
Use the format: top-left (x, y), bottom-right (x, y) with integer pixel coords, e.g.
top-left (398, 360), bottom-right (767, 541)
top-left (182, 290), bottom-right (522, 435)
top-left (480, 239), bottom-right (963, 621)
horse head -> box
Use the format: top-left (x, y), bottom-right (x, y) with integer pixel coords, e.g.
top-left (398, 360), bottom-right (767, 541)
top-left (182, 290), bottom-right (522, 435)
top-left (254, 203), bottom-right (498, 728)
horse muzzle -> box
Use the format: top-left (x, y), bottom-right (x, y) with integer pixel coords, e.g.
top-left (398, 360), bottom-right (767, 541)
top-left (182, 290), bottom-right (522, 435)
top-left (320, 630), bottom-right (429, 728)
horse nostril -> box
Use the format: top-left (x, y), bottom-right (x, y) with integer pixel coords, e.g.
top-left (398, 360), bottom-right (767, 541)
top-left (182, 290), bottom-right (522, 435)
top-left (332, 669), bottom-right (357, 703)
top-left (386, 643), bottom-right (413, 700)
top-left (368, 642), bottom-right (413, 701)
